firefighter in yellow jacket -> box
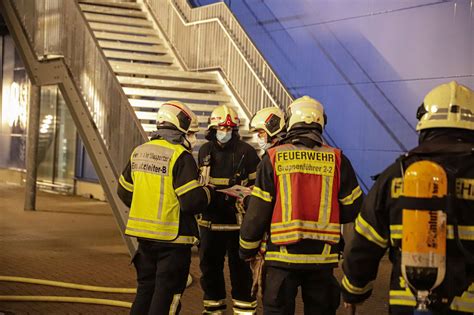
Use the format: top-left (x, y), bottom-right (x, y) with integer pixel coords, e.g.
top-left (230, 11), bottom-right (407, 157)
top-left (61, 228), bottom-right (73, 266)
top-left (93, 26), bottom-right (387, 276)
top-left (239, 96), bottom-right (363, 314)
top-left (117, 100), bottom-right (213, 315)
top-left (342, 81), bottom-right (474, 314)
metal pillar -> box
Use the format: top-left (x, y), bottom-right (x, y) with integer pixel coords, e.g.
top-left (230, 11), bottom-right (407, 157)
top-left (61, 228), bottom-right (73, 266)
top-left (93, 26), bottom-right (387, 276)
top-left (24, 83), bottom-right (41, 211)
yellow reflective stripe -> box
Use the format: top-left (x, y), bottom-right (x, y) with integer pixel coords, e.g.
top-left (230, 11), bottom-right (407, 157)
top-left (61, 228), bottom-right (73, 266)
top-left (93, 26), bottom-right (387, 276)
top-left (209, 177), bottom-right (230, 185)
top-left (265, 251), bottom-right (339, 264)
top-left (389, 289), bottom-right (416, 307)
top-left (203, 299), bottom-right (226, 307)
top-left (232, 299), bottom-right (257, 308)
top-left (233, 310), bottom-right (256, 315)
top-left (318, 175), bottom-right (333, 224)
top-left (239, 237), bottom-right (261, 250)
top-left (251, 186), bottom-right (272, 202)
top-left (391, 224), bottom-right (474, 241)
top-left (169, 293), bottom-right (181, 315)
top-left (339, 186), bottom-right (362, 205)
top-left (355, 214), bottom-right (388, 248)
top-left (451, 283), bottom-right (474, 312)
top-left (322, 243), bottom-right (331, 255)
top-left (248, 172), bottom-right (257, 180)
top-left (175, 179), bottom-right (201, 196)
top-left (342, 276), bottom-right (373, 295)
top-left (119, 175), bottom-right (134, 192)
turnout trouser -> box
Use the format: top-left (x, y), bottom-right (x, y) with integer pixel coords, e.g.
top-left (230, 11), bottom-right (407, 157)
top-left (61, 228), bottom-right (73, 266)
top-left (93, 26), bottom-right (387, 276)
top-left (263, 266), bottom-right (340, 315)
top-left (199, 228), bottom-right (257, 314)
top-left (131, 241), bottom-right (191, 315)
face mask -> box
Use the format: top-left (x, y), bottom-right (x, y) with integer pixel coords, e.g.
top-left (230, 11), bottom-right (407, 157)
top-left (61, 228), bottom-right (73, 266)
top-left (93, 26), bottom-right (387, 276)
top-left (216, 130), bottom-right (232, 143)
top-left (257, 137), bottom-right (271, 151)
top-left (186, 133), bottom-right (197, 148)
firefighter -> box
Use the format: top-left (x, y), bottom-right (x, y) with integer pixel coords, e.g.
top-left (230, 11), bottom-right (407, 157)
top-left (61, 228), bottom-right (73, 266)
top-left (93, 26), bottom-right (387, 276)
top-left (117, 100), bottom-right (213, 315)
top-left (239, 95), bottom-right (364, 315)
top-left (198, 104), bottom-right (260, 314)
top-left (341, 81), bottom-right (474, 314)
top-left (249, 107), bottom-right (286, 153)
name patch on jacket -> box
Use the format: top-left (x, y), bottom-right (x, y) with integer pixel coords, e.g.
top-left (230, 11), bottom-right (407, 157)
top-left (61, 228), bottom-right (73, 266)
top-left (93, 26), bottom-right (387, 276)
top-left (131, 144), bottom-right (172, 176)
top-left (275, 150), bottom-right (335, 176)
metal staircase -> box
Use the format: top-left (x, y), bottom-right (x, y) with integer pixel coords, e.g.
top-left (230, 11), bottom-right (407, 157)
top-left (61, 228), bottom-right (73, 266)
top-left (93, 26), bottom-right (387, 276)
top-left (79, 0), bottom-right (246, 146)
top-left (1, 0), bottom-right (291, 255)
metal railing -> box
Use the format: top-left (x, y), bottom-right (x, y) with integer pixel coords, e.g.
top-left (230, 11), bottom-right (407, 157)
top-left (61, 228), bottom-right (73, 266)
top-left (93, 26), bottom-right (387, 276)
top-left (146, 0), bottom-right (293, 115)
top-left (11, 0), bottom-right (146, 174)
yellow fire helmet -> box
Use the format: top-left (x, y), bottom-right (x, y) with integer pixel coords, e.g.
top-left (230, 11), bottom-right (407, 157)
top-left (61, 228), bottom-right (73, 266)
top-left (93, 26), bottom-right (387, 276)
top-left (249, 107), bottom-right (285, 137)
top-left (208, 104), bottom-right (240, 130)
top-left (156, 100), bottom-right (194, 133)
top-left (416, 81), bottom-right (474, 131)
top-left (188, 110), bottom-right (200, 133)
top-left (287, 95), bottom-right (325, 131)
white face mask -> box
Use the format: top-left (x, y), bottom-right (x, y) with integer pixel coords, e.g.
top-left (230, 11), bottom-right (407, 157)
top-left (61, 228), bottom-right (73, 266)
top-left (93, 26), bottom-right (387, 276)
top-left (216, 130), bottom-right (232, 143)
top-left (257, 135), bottom-right (271, 151)
top-left (186, 133), bottom-right (197, 148)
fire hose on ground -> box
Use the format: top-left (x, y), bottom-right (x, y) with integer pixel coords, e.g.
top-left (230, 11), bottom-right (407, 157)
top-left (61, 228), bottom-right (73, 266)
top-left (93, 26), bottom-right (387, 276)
top-left (0, 274), bottom-right (193, 309)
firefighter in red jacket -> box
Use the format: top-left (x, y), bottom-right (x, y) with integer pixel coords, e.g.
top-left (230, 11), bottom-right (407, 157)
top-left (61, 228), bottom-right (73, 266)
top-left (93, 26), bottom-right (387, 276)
top-left (117, 100), bottom-right (213, 315)
top-left (342, 81), bottom-right (474, 314)
top-left (239, 96), bottom-right (364, 314)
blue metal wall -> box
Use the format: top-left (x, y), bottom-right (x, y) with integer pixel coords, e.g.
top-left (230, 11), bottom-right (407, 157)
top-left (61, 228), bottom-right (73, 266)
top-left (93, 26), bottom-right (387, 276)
top-left (193, 0), bottom-right (473, 191)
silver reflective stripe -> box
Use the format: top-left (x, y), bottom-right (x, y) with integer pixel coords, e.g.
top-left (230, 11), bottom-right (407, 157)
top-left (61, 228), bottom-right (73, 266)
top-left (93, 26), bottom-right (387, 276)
top-left (128, 217), bottom-right (179, 227)
top-left (451, 291), bottom-right (474, 312)
top-left (232, 299), bottom-right (257, 308)
top-left (265, 251), bottom-right (339, 264)
top-left (430, 114), bottom-right (448, 120)
top-left (157, 175), bottom-right (165, 219)
top-left (125, 227), bottom-right (177, 237)
top-left (271, 221), bottom-right (340, 232)
top-left (169, 294), bottom-right (181, 315)
top-left (211, 224), bottom-right (240, 231)
top-left (318, 175), bottom-right (331, 224)
top-left (203, 299), bottom-right (226, 307)
top-left (271, 232), bottom-right (339, 243)
top-left (282, 174), bottom-right (291, 222)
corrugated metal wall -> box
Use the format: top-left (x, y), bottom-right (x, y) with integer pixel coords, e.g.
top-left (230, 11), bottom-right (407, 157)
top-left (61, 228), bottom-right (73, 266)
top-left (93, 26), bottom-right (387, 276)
top-left (194, 0), bottom-right (473, 191)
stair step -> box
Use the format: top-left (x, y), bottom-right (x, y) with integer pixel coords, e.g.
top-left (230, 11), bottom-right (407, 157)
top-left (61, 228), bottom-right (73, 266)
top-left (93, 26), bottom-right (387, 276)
top-left (89, 22), bottom-right (155, 35)
top-left (79, 3), bottom-right (146, 18)
top-left (111, 61), bottom-right (217, 81)
top-left (79, 0), bottom-right (142, 10)
top-left (84, 12), bottom-right (151, 27)
top-left (98, 40), bottom-right (167, 54)
top-left (123, 88), bottom-right (232, 102)
top-left (129, 99), bottom-right (220, 112)
top-left (118, 76), bottom-right (223, 92)
top-left (104, 50), bottom-right (174, 63)
top-left (94, 31), bottom-right (162, 44)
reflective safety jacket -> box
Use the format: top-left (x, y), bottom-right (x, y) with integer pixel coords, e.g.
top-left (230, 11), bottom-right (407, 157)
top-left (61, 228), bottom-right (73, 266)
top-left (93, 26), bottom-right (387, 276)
top-left (117, 138), bottom-right (212, 246)
top-left (240, 142), bottom-right (363, 269)
top-left (198, 136), bottom-right (260, 231)
top-left (268, 144), bottom-right (342, 245)
top-left (342, 134), bottom-right (474, 314)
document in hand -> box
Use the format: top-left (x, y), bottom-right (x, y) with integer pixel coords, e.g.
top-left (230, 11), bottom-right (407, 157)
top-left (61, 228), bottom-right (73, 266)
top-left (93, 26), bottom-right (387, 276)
top-left (216, 185), bottom-right (252, 199)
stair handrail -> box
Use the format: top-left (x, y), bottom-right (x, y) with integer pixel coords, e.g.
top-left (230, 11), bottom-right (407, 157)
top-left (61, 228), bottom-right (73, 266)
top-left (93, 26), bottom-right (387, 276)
top-left (10, 0), bottom-right (147, 175)
top-left (3, 0), bottom-right (145, 254)
top-left (145, 0), bottom-right (293, 115)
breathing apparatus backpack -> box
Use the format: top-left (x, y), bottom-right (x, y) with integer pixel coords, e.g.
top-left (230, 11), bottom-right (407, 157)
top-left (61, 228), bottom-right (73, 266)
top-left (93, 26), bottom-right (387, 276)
top-left (396, 143), bottom-right (474, 314)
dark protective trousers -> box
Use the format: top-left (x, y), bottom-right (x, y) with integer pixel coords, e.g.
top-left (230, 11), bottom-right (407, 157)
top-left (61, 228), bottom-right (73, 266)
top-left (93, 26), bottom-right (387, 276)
top-left (262, 266), bottom-right (340, 315)
top-left (130, 241), bottom-right (191, 315)
top-left (199, 228), bottom-right (256, 313)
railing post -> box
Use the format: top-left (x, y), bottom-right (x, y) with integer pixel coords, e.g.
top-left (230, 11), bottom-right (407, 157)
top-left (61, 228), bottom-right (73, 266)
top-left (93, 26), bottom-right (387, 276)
top-left (24, 82), bottom-right (41, 211)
